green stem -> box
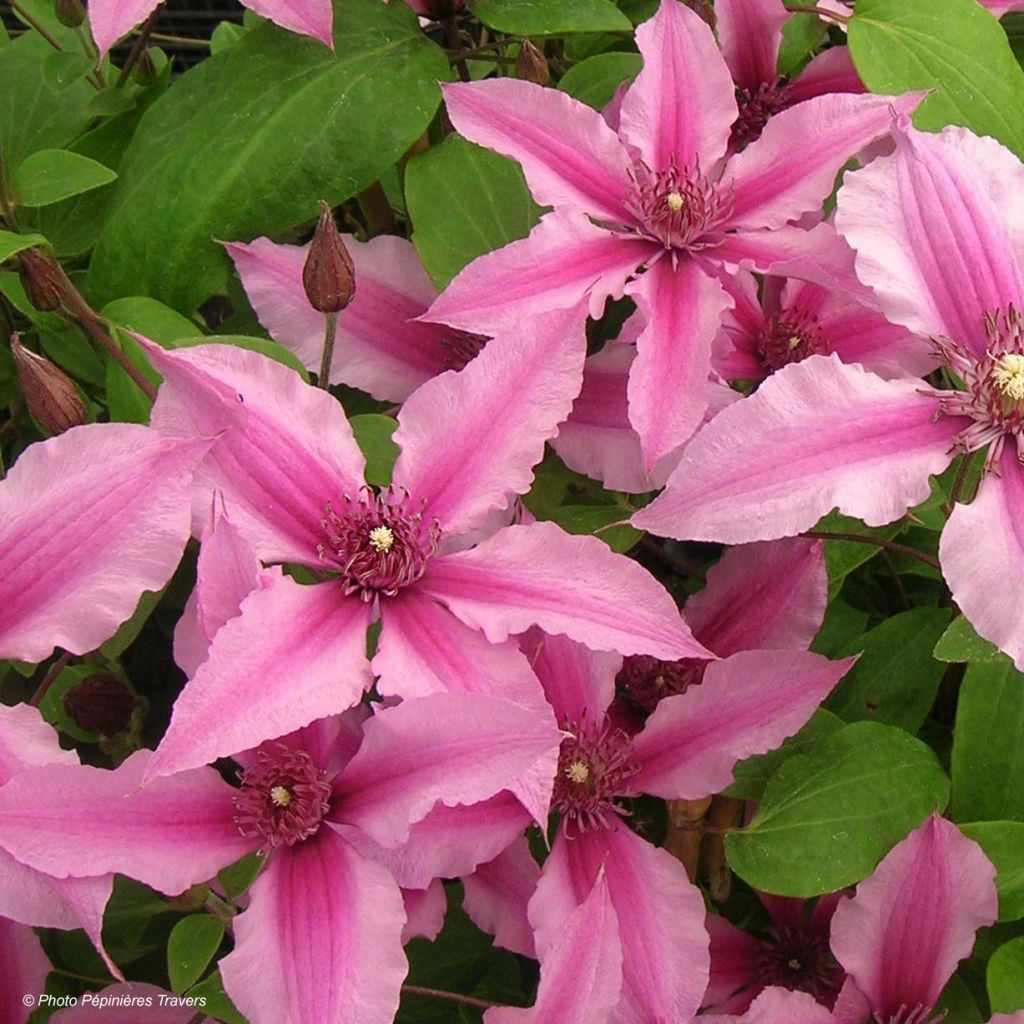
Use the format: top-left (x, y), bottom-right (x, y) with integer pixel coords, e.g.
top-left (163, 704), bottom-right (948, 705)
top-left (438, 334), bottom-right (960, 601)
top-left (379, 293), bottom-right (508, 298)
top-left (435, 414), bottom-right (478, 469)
top-left (803, 530), bottom-right (940, 570)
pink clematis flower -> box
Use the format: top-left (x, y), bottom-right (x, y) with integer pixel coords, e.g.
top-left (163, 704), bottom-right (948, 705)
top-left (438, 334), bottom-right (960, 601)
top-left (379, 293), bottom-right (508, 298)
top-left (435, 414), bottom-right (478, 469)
top-left (701, 985), bottom-right (838, 1024)
top-left (135, 322), bottom-right (707, 781)
top-left (716, 0), bottom-right (864, 149)
top-left (226, 235), bottom-right (485, 403)
top-left (0, 704), bottom-right (120, 979)
top-left (0, 423), bottom-right (206, 664)
top-left (704, 892), bottom-right (845, 1014)
top-left (520, 628), bottom-right (853, 1023)
top-left (0, 703), bottom-right (562, 1024)
top-left (424, 0), bottom-right (920, 469)
top-left (87, 0), bottom-right (332, 58)
top-left (635, 123), bottom-right (1024, 671)
top-left (714, 269), bottom-right (932, 383)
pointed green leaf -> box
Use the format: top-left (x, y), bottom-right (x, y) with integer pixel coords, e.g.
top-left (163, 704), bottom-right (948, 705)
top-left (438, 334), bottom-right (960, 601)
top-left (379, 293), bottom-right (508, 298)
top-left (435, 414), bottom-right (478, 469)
top-left (168, 915), bottom-right (226, 993)
top-left (12, 148), bottom-right (117, 207)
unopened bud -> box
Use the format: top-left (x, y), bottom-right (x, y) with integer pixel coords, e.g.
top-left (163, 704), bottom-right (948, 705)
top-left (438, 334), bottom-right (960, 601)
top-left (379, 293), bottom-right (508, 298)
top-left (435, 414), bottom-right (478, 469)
top-left (54, 0), bottom-right (85, 27)
top-left (516, 38), bottom-right (549, 86)
top-left (132, 47), bottom-right (158, 86)
top-left (405, 0), bottom-right (466, 18)
top-left (18, 248), bottom-right (65, 313)
top-left (11, 334), bottom-right (87, 435)
top-left (63, 675), bottom-right (135, 736)
top-left (302, 202), bottom-right (355, 313)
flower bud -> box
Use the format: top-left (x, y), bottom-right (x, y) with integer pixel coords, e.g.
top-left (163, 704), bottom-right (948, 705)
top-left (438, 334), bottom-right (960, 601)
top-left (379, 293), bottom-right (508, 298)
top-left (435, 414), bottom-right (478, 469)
top-left (516, 38), bottom-right (549, 86)
top-left (54, 0), bottom-right (85, 28)
top-left (405, 0), bottom-right (466, 18)
top-left (132, 47), bottom-right (158, 86)
top-left (18, 248), bottom-right (65, 313)
top-left (11, 334), bottom-right (87, 436)
top-left (63, 675), bottom-right (135, 736)
top-left (302, 202), bottom-right (355, 314)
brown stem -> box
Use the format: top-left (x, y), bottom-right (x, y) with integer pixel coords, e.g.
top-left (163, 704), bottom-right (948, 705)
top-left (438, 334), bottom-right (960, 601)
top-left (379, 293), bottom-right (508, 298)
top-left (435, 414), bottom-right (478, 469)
top-left (664, 796), bottom-right (712, 881)
top-left (145, 30), bottom-right (211, 46)
top-left (318, 312), bottom-right (339, 391)
top-left (116, 7), bottom-right (161, 87)
top-left (29, 651), bottom-right (72, 707)
top-left (803, 530), bottom-right (940, 570)
top-left (699, 795), bottom-right (745, 903)
top-left (942, 451), bottom-right (977, 517)
top-left (357, 181), bottom-right (397, 236)
top-left (402, 985), bottom-right (500, 1011)
top-left (442, 17), bottom-right (471, 82)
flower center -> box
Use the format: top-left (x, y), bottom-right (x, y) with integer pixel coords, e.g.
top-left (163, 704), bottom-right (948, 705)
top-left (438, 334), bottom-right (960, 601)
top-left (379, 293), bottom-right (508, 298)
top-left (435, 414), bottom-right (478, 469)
top-left (754, 925), bottom-right (842, 1002)
top-left (552, 720), bottom-right (640, 834)
top-left (625, 162), bottom-right (727, 250)
top-left (933, 306), bottom-right (1024, 471)
top-left (319, 485), bottom-right (441, 600)
top-left (755, 310), bottom-right (829, 373)
top-left (616, 655), bottom-right (707, 715)
top-left (234, 746), bottom-right (332, 849)
top-left (732, 80), bottom-right (790, 149)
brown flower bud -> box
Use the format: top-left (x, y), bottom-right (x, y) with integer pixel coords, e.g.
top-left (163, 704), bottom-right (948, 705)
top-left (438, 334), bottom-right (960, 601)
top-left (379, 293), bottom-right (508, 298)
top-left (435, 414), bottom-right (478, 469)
top-left (63, 675), bottom-right (135, 736)
top-left (11, 334), bottom-right (87, 436)
top-left (516, 38), bottom-right (549, 86)
top-left (54, 0), bottom-right (85, 28)
top-left (18, 248), bottom-right (65, 313)
top-left (302, 202), bottom-right (355, 314)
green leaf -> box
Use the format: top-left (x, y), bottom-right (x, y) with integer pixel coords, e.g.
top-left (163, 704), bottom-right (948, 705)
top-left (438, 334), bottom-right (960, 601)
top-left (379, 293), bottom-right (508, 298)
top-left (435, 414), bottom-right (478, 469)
top-left (168, 915), bottom-right (226, 993)
top-left (89, 0), bottom-right (448, 311)
top-left (186, 971), bottom-right (247, 1024)
top-left (558, 51), bottom-right (641, 109)
top-left (934, 615), bottom-right (1001, 663)
top-left (848, 0), bottom-right (1024, 157)
top-left (406, 135), bottom-right (543, 290)
top-left (471, 0), bottom-right (632, 36)
top-left (217, 852), bottom-right (264, 901)
top-left (936, 974), bottom-right (983, 1024)
top-left (825, 607), bottom-right (951, 732)
top-left (777, 13), bottom-right (827, 77)
top-left (810, 598), bottom-right (870, 658)
top-left (41, 50), bottom-right (95, 90)
top-left (0, 229), bottom-right (49, 263)
top-left (351, 413), bottom-right (399, 487)
top-left (100, 587), bottom-right (166, 659)
top-left (952, 657), bottom-right (1024, 823)
top-left (12, 148), bottom-right (116, 207)
top-left (38, 661), bottom-right (108, 743)
top-left (726, 721), bottom-right (950, 896)
top-left (815, 510), bottom-right (905, 597)
top-left (85, 87), bottom-right (137, 118)
top-left (103, 296), bottom-right (203, 343)
top-left (538, 504), bottom-right (639, 553)
top-left (960, 821), bottom-right (1024, 922)
top-left (726, 708), bottom-right (845, 801)
top-left (988, 936), bottom-right (1024, 1012)
top-left (211, 21), bottom-right (249, 54)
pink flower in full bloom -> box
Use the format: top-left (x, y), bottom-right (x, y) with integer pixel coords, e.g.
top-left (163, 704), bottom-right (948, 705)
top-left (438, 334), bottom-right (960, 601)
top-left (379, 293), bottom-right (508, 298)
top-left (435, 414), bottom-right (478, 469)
top-left (518, 628), bottom-right (853, 1023)
top-left (136, 323), bottom-right (708, 782)
top-left (635, 122), bottom-right (1024, 671)
top-left (424, 0), bottom-right (921, 469)
top-left (0, 702), bottom-right (563, 1024)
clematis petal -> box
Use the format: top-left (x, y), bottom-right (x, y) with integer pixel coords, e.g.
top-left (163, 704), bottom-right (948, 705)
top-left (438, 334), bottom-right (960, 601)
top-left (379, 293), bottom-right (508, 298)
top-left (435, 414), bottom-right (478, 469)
top-left (941, 449), bottom-right (1024, 672)
top-left (0, 751), bottom-right (255, 895)
top-left (335, 793), bottom-right (531, 890)
top-left (830, 815), bottom-right (998, 1018)
top-left (0, 704), bottom-right (76, 785)
top-left (226, 236), bottom-right (451, 402)
top-left (220, 828), bottom-right (407, 1024)
top-left (0, 918), bottom-right (51, 1024)
top-left (145, 340), bottom-right (366, 566)
top-left (148, 577), bottom-right (372, 781)
top-left (836, 124), bottom-right (1024, 359)
top-left (240, 0), bottom-right (333, 48)
top-left (393, 306), bottom-right (586, 538)
top-left (88, 0), bottom-right (159, 55)
top-left (703, 986), bottom-right (836, 1023)
top-left (421, 521), bottom-right (713, 660)
top-left (423, 210), bottom-right (655, 335)
top-left (531, 822), bottom-right (708, 1023)
top-left (633, 355), bottom-right (960, 544)
top-left (402, 880), bottom-right (446, 944)
top-left (333, 693), bottom-right (561, 844)
top-left (441, 80), bottom-right (633, 222)
top-left (463, 837), bottom-right (540, 958)
top-left (716, 0), bottom-right (787, 94)
top-left (626, 256), bottom-right (733, 469)
top-left (684, 539), bottom-right (827, 656)
top-left (374, 591), bottom-right (548, 709)
top-left (486, 873), bottom-right (622, 1024)
top-left (619, 0), bottom-right (738, 173)
top-left (630, 649), bottom-right (855, 799)
top-left (703, 913), bottom-right (765, 1012)
top-left (0, 424), bottom-right (205, 664)
top-left (720, 91), bottom-right (923, 231)
top-left (785, 46), bottom-right (865, 105)
top-left (526, 630), bottom-right (621, 730)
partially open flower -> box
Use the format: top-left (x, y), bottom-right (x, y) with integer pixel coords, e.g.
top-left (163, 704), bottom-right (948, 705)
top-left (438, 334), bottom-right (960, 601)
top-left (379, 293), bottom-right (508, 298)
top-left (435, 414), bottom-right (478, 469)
top-left (10, 334), bottom-right (87, 436)
top-left (18, 248), bottom-right (65, 313)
